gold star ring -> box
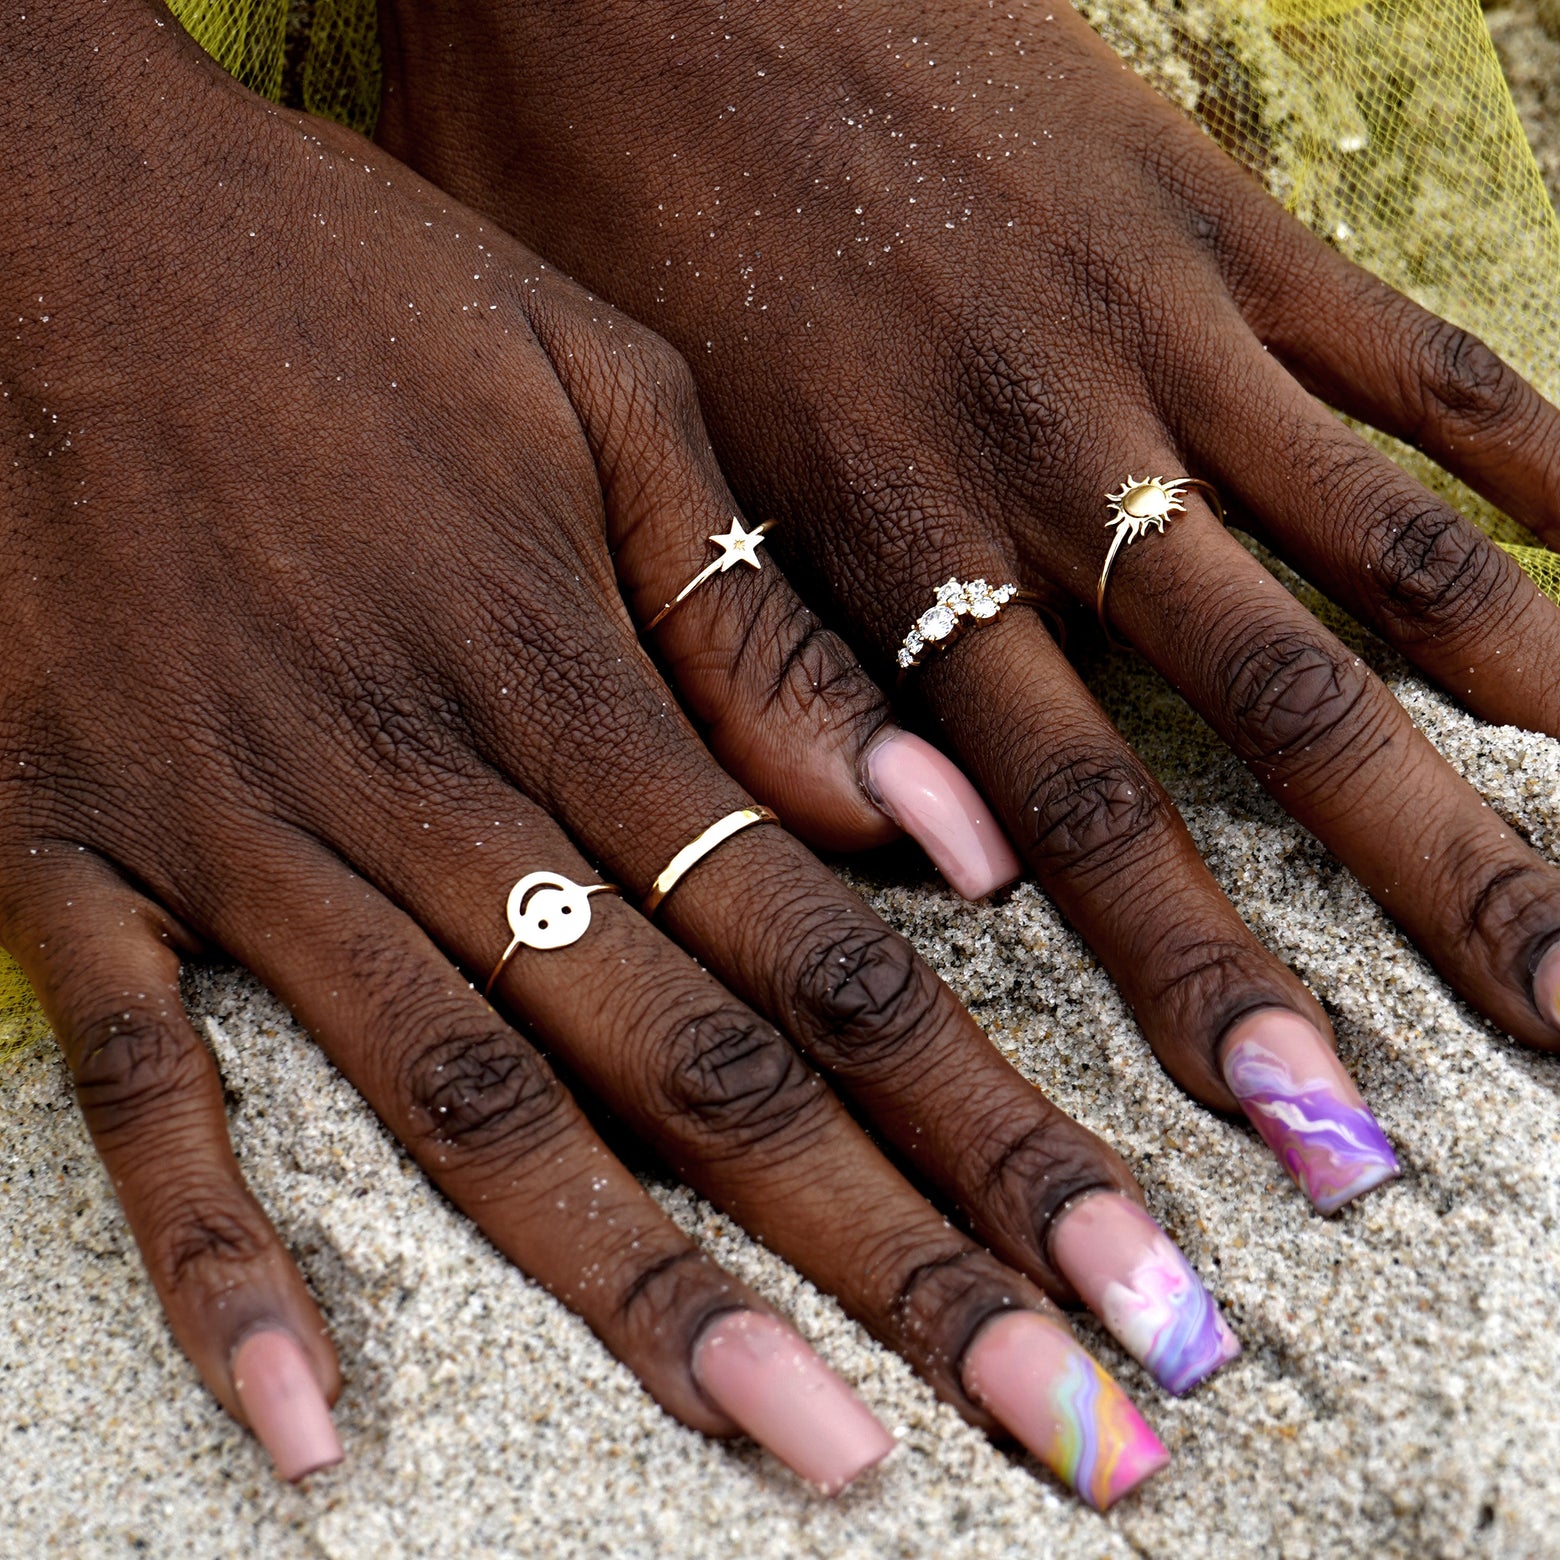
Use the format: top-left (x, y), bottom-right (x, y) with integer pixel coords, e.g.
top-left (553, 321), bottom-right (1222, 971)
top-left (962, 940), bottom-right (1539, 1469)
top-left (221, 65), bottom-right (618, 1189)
top-left (1097, 475), bottom-right (1224, 647)
top-left (644, 518), bottom-right (773, 632)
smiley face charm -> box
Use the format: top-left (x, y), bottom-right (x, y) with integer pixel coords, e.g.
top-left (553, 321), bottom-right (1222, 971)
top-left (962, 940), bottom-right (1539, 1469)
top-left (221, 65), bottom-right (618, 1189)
top-left (485, 871), bottom-right (620, 996)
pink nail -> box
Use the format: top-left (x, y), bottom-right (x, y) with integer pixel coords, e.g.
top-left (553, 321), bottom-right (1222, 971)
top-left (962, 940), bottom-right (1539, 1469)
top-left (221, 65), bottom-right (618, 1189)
top-left (963, 1310), bottom-right (1169, 1510)
top-left (1221, 1009), bottom-right (1400, 1216)
top-left (862, 729), bottom-right (1022, 899)
top-left (1051, 1193), bottom-right (1239, 1395)
top-left (693, 1311), bottom-right (894, 1494)
top-left (1534, 942), bottom-right (1560, 1034)
top-left (231, 1329), bottom-right (343, 1483)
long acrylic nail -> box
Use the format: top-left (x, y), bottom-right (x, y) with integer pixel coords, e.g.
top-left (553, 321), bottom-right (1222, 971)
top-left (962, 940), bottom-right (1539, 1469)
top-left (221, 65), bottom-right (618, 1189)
top-left (694, 1311), bottom-right (894, 1494)
top-left (230, 1328), bottom-right (343, 1482)
top-left (1533, 940), bottom-right (1560, 1033)
top-left (861, 729), bottom-right (1022, 899)
top-left (1221, 1009), bottom-right (1400, 1216)
top-left (1050, 1192), bottom-right (1240, 1395)
top-left (963, 1310), bottom-right (1168, 1510)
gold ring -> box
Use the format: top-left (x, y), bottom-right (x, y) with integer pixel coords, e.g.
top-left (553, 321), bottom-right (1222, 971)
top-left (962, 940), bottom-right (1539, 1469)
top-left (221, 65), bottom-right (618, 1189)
top-left (1097, 476), bottom-right (1223, 648)
top-left (896, 577), bottom-right (1042, 672)
top-left (485, 871), bottom-right (620, 997)
top-left (643, 806), bottom-right (780, 917)
top-left (644, 518), bottom-right (774, 633)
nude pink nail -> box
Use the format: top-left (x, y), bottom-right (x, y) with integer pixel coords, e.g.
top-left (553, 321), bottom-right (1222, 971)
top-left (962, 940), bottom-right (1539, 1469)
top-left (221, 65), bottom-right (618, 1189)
top-left (231, 1328), bottom-right (343, 1483)
top-left (1050, 1192), bottom-right (1239, 1395)
top-left (693, 1311), bottom-right (894, 1494)
top-left (963, 1310), bottom-right (1169, 1510)
top-left (862, 729), bottom-right (1022, 899)
top-left (1534, 942), bottom-right (1560, 1033)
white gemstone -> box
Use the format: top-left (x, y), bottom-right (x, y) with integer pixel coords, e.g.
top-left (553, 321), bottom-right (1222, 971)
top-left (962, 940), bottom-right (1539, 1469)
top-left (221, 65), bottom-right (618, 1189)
top-left (967, 594), bottom-right (999, 620)
top-left (917, 604), bottom-right (957, 641)
top-left (897, 647), bottom-right (916, 668)
top-left (904, 630), bottom-right (924, 654)
top-left (992, 583), bottom-right (1015, 603)
top-left (935, 580), bottom-right (969, 613)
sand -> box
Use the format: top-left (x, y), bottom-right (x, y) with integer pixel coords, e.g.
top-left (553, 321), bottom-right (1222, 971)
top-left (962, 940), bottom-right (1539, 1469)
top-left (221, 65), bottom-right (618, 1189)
top-left (4, 7), bottom-right (1560, 1559)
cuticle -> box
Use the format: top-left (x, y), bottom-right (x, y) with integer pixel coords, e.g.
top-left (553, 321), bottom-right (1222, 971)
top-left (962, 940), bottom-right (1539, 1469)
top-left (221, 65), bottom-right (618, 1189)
top-left (1038, 1180), bottom-right (1121, 1272)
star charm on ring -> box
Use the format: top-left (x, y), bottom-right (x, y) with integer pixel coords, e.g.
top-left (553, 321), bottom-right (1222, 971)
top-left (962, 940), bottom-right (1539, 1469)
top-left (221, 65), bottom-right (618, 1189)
top-left (644, 516), bottom-right (773, 631)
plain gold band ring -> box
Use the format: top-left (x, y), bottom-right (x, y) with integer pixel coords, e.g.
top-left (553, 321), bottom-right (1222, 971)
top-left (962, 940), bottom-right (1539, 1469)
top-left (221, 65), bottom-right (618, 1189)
top-left (643, 806), bottom-right (781, 917)
top-left (1096, 475), bottom-right (1224, 649)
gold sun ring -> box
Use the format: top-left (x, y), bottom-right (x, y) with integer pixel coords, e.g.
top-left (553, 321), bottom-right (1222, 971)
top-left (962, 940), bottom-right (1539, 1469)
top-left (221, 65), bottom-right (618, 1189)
top-left (1096, 475), bottom-right (1224, 647)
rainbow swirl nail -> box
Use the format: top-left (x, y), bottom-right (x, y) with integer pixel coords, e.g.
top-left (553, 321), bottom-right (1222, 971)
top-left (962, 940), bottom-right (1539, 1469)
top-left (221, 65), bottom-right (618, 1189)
top-left (1052, 1194), bottom-right (1240, 1395)
top-left (963, 1311), bottom-right (1169, 1510)
top-left (1222, 1010), bottom-right (1400, 1215)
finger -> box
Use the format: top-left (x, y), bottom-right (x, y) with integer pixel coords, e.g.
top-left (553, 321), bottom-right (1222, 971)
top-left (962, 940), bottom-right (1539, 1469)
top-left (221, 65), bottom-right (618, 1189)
top-left (904, 588), bottom-right (1400, 1216)
top-left (1185, 342), bottom-right (1560, 736)
top-left (0, 846), bottom-right (343, 1482)
top-left (307, 763), bottom-right (1172, 1499)
top-left (1106, 494), bottom-right (1560, 1056)
top-left (525, 281), bottom-right (1021, 896)
top-left (1220, 194), bottom-right (1560, 548)
top-left (399, 632), bottom-right (1233, 1404)
top-left (200, 828), bottom-right (895, 1495)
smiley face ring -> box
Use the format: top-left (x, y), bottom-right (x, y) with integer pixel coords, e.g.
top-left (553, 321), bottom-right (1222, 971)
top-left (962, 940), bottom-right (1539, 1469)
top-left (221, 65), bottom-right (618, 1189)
top-left (484, 871), bottom-right (621, 996)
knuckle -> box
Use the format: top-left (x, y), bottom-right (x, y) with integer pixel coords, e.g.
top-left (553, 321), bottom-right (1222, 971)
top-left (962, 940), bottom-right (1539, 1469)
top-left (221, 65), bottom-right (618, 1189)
top-left (662, 1008), bottom-right (819, 1143)
top-left (1017, 747), bottom-right (1167, 880)
top-left (744, 587), bottom-right (885, 729)
top-left (885, 1244), bottom-right (1027, 1379)
top-left (1414, 319), bottom-right (1526, 437)
top-left (794, 918), bottom-right (944, 1073)
top-left (151, 1204), bottom-right (269, 1295)
top-left (1453, 852), bottom-right (1556, 963)
top-left (979, 1115), bottom-right (1110, 1216)
top-left (1370, 502), bottom-right (1512, 636)
top-left (1221, 624), bottom-right (1378, 776)
top-left (71, 1004), bottom-right (202, 1138)
top-left (402, 1021), bottom-right (571, 1161)
top-left (613, 1246), bottom-right (721, 1329)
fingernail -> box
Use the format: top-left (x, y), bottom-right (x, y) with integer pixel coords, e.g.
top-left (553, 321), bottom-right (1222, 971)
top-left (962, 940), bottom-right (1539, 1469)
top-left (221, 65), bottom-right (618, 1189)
top-left (1221, 1009), bottom-right (1400, 1216)
top-left (862, 729), bottom-right (1022, 899)
top-left (963, 1310), bottom-right (1169, 1511)
top-left (694, 1311), bottom-right (895, 1494)
top-left (1050, 1192), bottom-right (1240, 1395)
top-left (231, 1328), bottom-right (343, 1482)
top-left (1533, 940), bottom-right (1560, 1032)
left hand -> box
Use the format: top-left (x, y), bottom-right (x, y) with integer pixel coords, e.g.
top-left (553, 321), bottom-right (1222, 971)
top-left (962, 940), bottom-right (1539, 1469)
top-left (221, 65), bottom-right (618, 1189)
top-left (378, 0), bottom-right (1560, 1136)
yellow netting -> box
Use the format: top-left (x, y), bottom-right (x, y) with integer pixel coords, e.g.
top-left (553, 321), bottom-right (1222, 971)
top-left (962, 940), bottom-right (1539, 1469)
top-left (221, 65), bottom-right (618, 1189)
top-left (2, 0), bottom-right (1557, 1055)
top-left (165, 0), bottom-right (381, 136)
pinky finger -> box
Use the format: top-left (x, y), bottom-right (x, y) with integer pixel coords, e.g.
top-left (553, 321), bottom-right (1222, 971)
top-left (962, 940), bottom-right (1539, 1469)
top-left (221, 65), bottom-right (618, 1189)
top-left (0, 845), bottom-right (343, 1482)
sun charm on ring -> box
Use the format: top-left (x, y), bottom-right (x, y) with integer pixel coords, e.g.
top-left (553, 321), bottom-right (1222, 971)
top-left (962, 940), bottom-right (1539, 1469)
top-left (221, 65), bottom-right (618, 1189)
top-left (1104, 475), bottom-right (1195, 545)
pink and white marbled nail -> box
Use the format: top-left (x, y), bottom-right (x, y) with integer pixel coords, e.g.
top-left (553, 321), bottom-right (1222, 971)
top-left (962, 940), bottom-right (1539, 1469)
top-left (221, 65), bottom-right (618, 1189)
top-left (1051, 1192), bottom-right (1240, 1395)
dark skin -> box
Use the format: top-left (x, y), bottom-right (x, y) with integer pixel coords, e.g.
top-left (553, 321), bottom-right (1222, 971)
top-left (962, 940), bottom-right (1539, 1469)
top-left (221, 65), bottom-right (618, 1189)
top-left (376, 0), bottom-right (1560, 1114)
top-left (1, 3), bottom-right (1164, 1465)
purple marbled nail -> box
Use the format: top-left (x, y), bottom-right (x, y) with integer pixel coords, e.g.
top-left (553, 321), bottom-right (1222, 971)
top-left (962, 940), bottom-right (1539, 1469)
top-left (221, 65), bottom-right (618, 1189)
top-left (1222, 1010), bottom-right (1400, 1216)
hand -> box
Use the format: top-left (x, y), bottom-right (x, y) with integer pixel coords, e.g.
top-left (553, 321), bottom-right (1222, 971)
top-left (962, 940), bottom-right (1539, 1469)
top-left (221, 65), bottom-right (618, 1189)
top-left (0, 4), bottom-right (1231, 1505)
top-left (377, 0), bottom-right (1560, 1204)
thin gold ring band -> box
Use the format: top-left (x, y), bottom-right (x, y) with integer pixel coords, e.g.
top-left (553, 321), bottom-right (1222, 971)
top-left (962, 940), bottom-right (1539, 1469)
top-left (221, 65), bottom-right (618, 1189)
top-left (643, 806), bottom-right (780, 916)
top-left (1096, 476), bottom-right (1224, 649)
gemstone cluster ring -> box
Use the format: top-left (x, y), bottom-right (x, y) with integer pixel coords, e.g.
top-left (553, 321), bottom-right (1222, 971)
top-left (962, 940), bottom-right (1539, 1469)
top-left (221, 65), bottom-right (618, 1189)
top-left (896, 577), bottom-right (1028, 671)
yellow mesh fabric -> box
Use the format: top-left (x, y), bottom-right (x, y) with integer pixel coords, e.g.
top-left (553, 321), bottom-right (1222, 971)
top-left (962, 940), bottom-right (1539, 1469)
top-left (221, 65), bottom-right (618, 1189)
top-left (2, 0), bottom-right (1558, 1055)
top-left (165, 0), bottom-right (381, 135)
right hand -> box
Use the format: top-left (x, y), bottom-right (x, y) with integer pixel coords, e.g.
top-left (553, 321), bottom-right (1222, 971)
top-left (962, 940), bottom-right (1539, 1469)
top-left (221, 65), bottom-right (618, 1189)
top-left (0, 5), bottom-right (1226, 1506)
